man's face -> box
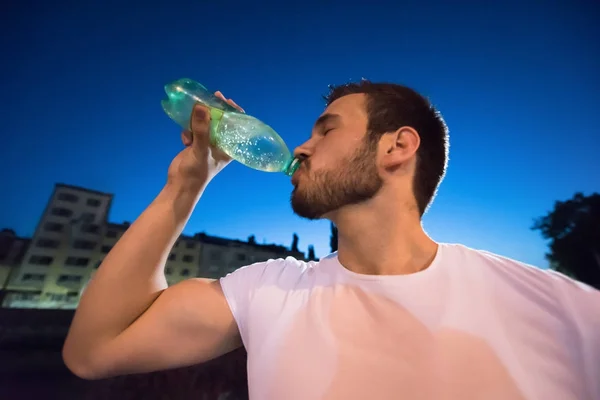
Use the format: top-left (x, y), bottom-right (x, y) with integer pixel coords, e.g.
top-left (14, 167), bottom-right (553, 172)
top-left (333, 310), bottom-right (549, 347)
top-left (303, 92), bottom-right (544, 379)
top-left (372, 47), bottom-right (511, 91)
top-left (291, 94), bottom-right (383, 220)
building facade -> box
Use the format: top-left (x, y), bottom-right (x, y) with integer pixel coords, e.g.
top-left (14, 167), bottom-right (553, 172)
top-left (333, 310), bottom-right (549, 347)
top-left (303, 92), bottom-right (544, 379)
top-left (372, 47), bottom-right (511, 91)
top-left (196, 233), bottom-right (305, 280)
top-left (2, 183), bottom-right (312, 309)
top-left (0, 229), bottom-right (31, 304)
top-left (4, 184), bottom-right (113, 308)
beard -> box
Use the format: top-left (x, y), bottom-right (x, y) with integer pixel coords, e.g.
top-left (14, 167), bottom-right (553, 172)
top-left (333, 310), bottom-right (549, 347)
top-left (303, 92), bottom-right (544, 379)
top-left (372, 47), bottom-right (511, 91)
top-left (291, 138), bottom-right (383, 220)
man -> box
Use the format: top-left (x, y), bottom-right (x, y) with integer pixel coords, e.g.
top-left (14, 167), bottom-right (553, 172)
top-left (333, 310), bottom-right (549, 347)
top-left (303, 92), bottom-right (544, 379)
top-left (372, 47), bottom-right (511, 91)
top-left (63, 81), bottom-right (599, 399)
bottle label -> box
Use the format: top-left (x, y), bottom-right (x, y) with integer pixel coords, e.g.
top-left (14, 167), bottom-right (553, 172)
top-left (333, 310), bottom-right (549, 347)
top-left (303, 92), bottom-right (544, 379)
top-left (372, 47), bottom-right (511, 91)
top-left (208, 107), bottom-right (225, 146)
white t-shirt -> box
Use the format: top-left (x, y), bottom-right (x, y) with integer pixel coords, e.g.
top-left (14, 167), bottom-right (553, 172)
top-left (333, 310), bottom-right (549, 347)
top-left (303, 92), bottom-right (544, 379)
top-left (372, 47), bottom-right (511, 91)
top-left (220, 243), bottom-right (600, 400)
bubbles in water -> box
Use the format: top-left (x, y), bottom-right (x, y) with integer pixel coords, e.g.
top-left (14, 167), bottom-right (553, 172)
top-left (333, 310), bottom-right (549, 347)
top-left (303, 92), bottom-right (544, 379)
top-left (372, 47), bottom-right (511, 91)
top-left (162, 78), bottom-right (296, 174)
top-left (213, 112), bottom-right (291, 173)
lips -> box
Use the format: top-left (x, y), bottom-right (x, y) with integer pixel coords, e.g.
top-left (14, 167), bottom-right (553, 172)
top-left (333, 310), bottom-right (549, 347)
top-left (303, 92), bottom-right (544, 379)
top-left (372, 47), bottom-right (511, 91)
top-left (291, 160), bottom-right (308, 186)
top-left (291, 169), bottom-right (303, 186)
top-left (291, 173), bottom-right (300, 186)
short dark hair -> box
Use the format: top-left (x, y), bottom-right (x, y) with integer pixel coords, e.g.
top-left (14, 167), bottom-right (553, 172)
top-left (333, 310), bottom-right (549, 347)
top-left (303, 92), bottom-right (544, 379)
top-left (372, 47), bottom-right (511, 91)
top-left (325, 80), bottom-right (449, 216)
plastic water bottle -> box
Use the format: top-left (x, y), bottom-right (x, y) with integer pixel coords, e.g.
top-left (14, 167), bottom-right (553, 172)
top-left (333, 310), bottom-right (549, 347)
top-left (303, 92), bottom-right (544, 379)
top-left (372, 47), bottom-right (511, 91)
top-left (161, 78), bottom-right (300, 176)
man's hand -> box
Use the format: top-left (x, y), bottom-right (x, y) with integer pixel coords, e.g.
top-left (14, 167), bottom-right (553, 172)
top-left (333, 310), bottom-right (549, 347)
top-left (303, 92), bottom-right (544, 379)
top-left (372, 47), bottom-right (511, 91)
top-left (167, 92), bottom-right (245, 193)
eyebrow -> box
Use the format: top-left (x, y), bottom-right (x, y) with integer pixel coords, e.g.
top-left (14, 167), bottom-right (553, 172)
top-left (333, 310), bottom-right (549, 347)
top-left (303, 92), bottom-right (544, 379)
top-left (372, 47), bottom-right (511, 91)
top-left (314, 113), bottom-right (341, 129)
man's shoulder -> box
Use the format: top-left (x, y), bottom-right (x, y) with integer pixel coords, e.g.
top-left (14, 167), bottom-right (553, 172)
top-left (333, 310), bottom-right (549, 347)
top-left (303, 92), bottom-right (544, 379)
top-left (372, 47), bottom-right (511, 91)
top-left (218, 255), bottom-right (330, 335)
top-left (445, 243), bottom-right (599, 300)
top-left (220, 254), bottom-right (328, 291)
top-left (239, 255), bottom-right (320, 276)
top-left (446, 242), bottom-right (553, 278)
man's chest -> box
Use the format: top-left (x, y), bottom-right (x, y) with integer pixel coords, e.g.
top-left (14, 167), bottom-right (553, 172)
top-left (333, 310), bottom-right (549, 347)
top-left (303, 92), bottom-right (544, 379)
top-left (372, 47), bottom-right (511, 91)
top-left (243, 284), bottom-right (584, 399)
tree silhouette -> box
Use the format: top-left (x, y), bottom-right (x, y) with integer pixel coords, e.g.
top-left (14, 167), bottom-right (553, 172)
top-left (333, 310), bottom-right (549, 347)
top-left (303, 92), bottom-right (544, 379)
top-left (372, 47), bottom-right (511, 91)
top-left (532, 192), bottom-right (600, 289)
top-left (330, 223), bottom-right (338, 253)
top-left (308, 245), bottom-right (316, 261)
top-left (247, 235), bottom-right (256, 245)
top-left (291, 233), bottom-right (299, 252)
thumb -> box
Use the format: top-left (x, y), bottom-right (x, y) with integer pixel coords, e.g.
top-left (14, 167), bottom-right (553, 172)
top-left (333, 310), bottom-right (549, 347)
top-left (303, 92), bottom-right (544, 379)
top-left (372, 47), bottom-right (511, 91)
top-left (189, 103), bottom-right (212, 147)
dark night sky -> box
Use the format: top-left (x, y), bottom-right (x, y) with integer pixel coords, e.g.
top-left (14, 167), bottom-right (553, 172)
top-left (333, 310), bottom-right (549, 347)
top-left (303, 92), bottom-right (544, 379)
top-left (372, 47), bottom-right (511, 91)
top-left (1, 0), bottom-right (598, 267)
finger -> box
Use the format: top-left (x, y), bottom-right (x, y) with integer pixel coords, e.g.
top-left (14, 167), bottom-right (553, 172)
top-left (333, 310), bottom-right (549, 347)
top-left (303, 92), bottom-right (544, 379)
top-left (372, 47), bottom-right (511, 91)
top-left (190, 104), bottom-right (210, 132)
top-left (190, 103), bottom-right (211, 147)
top-left (214, 91), bottom-right (226, 101)
top-left (181, 130), bottom-right (193, 146)
top-left (227, 98), bottom-right (245, 113)
top-left (215, 91), bottom-right (244, 113)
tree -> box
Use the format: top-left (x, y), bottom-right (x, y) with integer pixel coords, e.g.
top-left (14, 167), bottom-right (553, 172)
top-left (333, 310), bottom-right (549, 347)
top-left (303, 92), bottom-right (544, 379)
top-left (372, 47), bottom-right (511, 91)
top-left (330, 223), bottom-right (338, 253)
top-left (532, 192), bottom-right (600, 289)
top-left (291, 233), bottom-right (299, 252)
top-left (247, 235), bottom-right (256, 245)
top-left (307, 245), bottom-right (316, 261)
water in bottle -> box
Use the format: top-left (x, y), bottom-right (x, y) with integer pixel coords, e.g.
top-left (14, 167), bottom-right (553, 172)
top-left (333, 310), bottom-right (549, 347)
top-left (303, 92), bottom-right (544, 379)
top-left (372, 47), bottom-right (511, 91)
top-left (161, 78), bottom-right (300, 176)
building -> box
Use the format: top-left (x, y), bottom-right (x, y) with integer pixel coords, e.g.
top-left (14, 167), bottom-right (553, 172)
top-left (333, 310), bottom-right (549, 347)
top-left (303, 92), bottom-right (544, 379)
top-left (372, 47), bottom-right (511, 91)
top-left (196, 233), bottom-right (305, 280)
top-left (4, 184), bottom-right (113, 308)
top-left (0, 229), bottom-right (31, 304)
top-left (2, 183), bottom-right (312, 309)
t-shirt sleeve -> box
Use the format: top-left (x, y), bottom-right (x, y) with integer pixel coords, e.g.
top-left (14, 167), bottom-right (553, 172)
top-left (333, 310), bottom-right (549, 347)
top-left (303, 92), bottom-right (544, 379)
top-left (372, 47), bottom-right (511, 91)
top-left (218, 259), bottom-right (281, 346)
top-left (551, 272), bottom-right (600, 398)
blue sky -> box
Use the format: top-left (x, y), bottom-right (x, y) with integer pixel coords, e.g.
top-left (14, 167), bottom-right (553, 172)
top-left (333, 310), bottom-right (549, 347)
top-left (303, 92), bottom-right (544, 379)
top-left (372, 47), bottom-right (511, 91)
top-left (1, 0), bottom-right (598, 267)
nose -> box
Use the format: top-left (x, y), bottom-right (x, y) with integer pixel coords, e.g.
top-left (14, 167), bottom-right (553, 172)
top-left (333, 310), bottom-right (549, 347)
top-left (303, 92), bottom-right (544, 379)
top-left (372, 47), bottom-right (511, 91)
top-left (293, 140), bottom-right (312, 161)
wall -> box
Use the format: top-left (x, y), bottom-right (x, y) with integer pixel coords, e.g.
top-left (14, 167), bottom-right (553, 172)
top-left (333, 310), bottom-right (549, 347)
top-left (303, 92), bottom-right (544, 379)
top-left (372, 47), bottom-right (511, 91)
top-left (1, 308), bottom-right (249, 399)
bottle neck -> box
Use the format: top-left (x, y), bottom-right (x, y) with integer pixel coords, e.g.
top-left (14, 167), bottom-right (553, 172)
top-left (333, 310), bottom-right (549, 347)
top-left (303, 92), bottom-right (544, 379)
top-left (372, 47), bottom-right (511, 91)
top-left (283, 157), bottom-right (301, 177)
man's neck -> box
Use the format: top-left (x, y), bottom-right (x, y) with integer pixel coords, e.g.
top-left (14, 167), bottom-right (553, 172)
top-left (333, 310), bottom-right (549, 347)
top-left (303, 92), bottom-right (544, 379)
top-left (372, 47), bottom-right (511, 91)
top-left (331, 199), bottom-right (438, 276)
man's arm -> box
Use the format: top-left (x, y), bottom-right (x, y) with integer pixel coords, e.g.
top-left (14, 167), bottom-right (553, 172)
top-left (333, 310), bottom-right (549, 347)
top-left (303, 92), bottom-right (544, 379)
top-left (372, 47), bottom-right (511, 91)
top-left (62, 184), bottom-right (242, 379)
top-left (63, 98), bottom-right (243, 379)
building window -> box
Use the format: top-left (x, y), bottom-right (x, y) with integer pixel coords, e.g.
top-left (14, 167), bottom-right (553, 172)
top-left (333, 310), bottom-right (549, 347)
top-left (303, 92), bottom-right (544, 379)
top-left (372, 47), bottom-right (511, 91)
top-left (36, 238), bottom-right (60, 249)
top-left (44, 222), bottom-right (64, 232)
top-left (81, 224), bottom-right (100, 234)
top-left (81, 212), bottom-right (96, 222)
top-left (65, 257), bottom-right (90, 267)
top-left (182, 255), bottom-right (193, 263)
top-left (51, 207), bottom-right (73, 218)
top-left (186, 241), bottom-right (195, 249)
top-left (16, 292), bottom-right (40, 301)
top-left (181, 269), bottom-right (190, 276)
top-left (165, 267), bottom-right (173, 275)
top-left (57, 275), bottom-right (83, 284)
top-left (57, 193), bottom-right (79, 203)
top-left (106, 230), bottom-right (117, 238)
top-left (29, 255), bottom-right (53, 265)
top-left (87, 198), bottom-right (101, 207)
top-left (101, 245), bottom-right (112, 253)
top-left (48, 293), bottom-right (66, 301)
top-left (22, 273), bottom-right (45, 282)
top-left (73, 240), bottom-right (96, 250)
top-left (94, 260), bottom-right (103, 268)
top-left (168, 253), bottom-right (176, 261)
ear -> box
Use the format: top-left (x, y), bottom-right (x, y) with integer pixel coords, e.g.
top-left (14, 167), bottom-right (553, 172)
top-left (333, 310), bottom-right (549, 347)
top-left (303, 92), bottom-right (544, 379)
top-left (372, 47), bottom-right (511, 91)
top-left (380, 126), bottom-right (420, 169)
